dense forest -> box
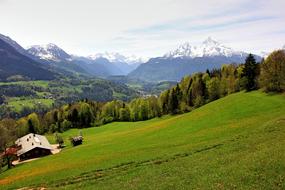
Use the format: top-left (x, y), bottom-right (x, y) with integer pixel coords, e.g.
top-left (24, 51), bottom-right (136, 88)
top-left (0, 50), bottom-right (284, 169)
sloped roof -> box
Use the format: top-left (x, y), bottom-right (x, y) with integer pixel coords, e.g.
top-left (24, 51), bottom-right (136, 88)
top-left (15, 133), bottom-right (52, 156)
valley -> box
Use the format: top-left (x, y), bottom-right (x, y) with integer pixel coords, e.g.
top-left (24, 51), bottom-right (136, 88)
top-left (0, 78), bottom-right (140, 119)
top-left (0, 77), bottom-right (177, 119)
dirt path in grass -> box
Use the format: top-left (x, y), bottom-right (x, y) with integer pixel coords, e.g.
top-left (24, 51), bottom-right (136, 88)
top-left (36, 143), bottom-right (225, 189)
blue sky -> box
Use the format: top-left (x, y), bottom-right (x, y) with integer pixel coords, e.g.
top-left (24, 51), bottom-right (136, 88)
top-left (0, 0), bottom-right (284, 58)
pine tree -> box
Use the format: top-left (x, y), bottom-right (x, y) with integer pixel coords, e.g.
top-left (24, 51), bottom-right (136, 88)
top-left (243, 54), bottom-right (258, 91)
top-left (28, 119), bottom-right (35, 134)
top-left (70, 108), bottom-right (79, 127)
top-left (169, 88), bottom-right (179, 114)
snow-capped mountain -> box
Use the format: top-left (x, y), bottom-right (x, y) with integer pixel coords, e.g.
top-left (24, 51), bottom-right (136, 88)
top-left (88, 52), bottom-right (147, 65)
top-left (26, 44), bottom-right (144, 75)
top-left (27, 43), bottom-right (71, 62)
top-left (87, 52), bottom-right (146, 74)
top-left (129, 37), bottom-right (262, 82)
top-left (165, 37), bottom-right (246, 58)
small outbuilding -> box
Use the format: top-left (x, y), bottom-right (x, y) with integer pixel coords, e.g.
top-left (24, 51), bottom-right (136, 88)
top-left (70, 136), bottom-right (83, 146)
top-left (15, 133), bottom-right (52, 161)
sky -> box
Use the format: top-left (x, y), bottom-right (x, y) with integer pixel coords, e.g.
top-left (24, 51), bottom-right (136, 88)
top-left (0, 0), bottom-right (285, 58)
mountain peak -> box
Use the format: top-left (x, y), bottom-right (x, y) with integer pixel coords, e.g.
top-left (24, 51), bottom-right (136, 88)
top-left (165, 37), bottom-right (245, 58)
top-left (46, 43), bottom-right (59, 48)
top-left (27, 43), bottom-right (71, 62)
top-left (202, 37), bottom-right (219, 45)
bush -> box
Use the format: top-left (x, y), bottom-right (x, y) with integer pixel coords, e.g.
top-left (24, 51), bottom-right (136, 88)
top-left (54, 133), bottom-right (64, 148)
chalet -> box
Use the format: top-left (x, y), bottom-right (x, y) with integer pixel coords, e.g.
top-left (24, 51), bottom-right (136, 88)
top-left (15, 133), bottom-right (52, 161)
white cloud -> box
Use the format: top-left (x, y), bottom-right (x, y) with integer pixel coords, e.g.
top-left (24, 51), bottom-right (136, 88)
top-left (0, 0), bottom-right (284, 58)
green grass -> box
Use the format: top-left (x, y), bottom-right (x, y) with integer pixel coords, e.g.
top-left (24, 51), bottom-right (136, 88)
top-left (7, 98), bottom-right (54, 112)
top-left (1, 91), bottom-right (285, 189)
top-left (0, 80), bottom-right (49, 88)
top-left (112, 92), bottom-right (127, 100)
top-left (0, 80), bottom-right (53, 112)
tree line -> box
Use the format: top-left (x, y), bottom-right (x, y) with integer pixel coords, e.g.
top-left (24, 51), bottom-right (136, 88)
top-left (0, 50), bottom-right (284, 170)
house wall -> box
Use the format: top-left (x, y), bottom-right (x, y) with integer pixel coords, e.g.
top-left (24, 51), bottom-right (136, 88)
top-left (19, 148), bottom-right (51, 160)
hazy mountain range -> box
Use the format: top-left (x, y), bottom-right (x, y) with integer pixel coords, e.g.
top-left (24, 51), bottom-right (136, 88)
top-left (128, 37), bottom-right (262, 81)
top-left (26, 43), bottom-right (143, 76)
top-left (0, 33), bottom-right (280, 82)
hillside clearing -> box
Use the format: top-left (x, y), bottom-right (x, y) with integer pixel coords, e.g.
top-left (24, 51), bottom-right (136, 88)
top-left (0, 91), bottom-right (285, 189)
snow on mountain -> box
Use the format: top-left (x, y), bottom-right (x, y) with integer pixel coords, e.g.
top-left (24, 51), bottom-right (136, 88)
top-left (165, 37), bottom-right (246, 58)
top-left (88, 52), bottom-right (147, 65)
top-left (27, 43), bottom-right (71, 62)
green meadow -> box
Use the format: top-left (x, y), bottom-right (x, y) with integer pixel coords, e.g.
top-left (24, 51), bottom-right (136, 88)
top-left (0, 81), bottom-right (49, 88)
top-left (0, 91), bottom-right (285, 189)
top-left (7, 98), bottom-right (54, 112)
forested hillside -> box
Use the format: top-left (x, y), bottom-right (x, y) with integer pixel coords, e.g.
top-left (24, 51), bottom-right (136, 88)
top-left (0, 78), bottom-right (139, 120)
top-left (0, 50), bottom-right (283, 145)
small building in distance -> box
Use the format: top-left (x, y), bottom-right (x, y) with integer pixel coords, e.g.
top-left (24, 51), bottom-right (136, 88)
top-left (15, 133), bottom-right (52, 161)
top-left (70, 136), bottom-right (83, 146)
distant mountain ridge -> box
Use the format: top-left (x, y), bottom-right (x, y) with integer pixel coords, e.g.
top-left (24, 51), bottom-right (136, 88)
top-left (26, 44), bottom-right (143, 76)
top-left (0, 38), bottom-right (56, 81)
top-left (88, 52), bottom-right (145, 74)
top-left (129, 37), bottom-right (262, 82)
top-left (0, 34), bottom-right (37, 59)
top-left (70, 56), bottom-right (125, 77)
top-left (26, 44), bottom-right (91, 76)
top-left (88, 52), bottom-right (146, 65)
top-left (165, 37), bottom-right (247, 58)
top-left (27, 43), bottom-right (71, 62)
top-left (0, 34), bottom-right (268, 82)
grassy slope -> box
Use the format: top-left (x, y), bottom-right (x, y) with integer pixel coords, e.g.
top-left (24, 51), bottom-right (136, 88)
top-left (0, 81), bottom-right (49, 88)
top-left (0, 91), bottom-right (285, 189)
top-left (8, 98), bottom-right (54, 112)
top-left (0, 81), bottom-right (54, 112)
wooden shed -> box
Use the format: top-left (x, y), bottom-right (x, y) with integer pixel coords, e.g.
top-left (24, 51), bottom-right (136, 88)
top-left (70, 136), bottom-right (83, 146)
